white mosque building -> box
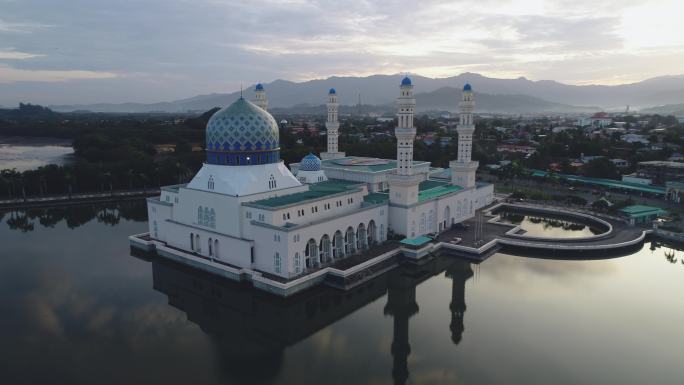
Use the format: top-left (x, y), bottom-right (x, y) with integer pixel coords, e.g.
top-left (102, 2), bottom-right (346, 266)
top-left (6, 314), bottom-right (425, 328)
top-left (133, 77), bottom-right (493, 294)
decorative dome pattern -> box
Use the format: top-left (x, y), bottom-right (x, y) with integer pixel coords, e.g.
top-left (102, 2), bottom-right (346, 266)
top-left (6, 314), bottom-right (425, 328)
top-left (329, 88), bottom-right (336, 94)
top-left (463, 83), bottom-right (472, 91)
top-left (299, 153), bottom-right (322, 171)
top-left (401, 76), bottom-right (412, 86)
top-left (205, 98), bottom-right (280, 166)
top-left (255, 83), bottom-right (264, 91)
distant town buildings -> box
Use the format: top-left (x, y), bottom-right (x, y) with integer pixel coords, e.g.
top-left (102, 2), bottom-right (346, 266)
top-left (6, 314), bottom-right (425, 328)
top-left (496, 143), bottom-right (536, 155)
top-left (636, 161), bottom-right (684, 185)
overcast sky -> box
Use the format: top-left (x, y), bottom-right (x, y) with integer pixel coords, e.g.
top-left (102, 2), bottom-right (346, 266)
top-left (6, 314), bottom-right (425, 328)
top-left (1, 0), bottom-right (683, 106)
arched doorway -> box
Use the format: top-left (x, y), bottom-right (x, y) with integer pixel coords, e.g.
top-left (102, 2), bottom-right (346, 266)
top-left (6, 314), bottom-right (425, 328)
top-left (294, 252), bottom-right (302, 274)
top-left (357, 223), bottom-right (367, 251)
top-left (368, 220), bottom-right (376, 246)
top-left (320, 234), bottom-right (332, 263)
top-left (305, 238), bottom-right (318, 268)
top-left (345, 227), bottom-right (355, 255)
top-left (333, 230), bottom-right (344, 258)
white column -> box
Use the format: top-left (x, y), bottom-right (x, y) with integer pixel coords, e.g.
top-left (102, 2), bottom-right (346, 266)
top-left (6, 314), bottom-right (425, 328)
top-left (396, 77), bottom-right (416, 176)
top-left (321, 88), bottom-right (345, 160)
top-left (457, 86), bottom-right (474, 162)
top-left (388, 76), bottom-right (422, 218)
top-left (450, 84), bottom-right (479, 188)
top-left (327, 89), bottom-right (339, 154)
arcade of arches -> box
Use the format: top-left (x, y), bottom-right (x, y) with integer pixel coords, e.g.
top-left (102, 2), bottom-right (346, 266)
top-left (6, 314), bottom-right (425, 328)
top-left (302, 220), bottom-right (380, 272)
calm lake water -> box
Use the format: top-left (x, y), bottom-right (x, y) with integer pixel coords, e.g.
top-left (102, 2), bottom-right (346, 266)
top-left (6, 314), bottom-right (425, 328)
top-left (497, 211), bottom-right (604, 238)
top-left (0, 137), bottom-right (73, 171)
top-left (1, 202), bottom-right (683, 385)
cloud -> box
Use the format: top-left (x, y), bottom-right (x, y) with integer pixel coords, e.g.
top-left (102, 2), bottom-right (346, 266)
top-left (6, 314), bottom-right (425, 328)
top-left (0, 64), bottom-right (118, 83)
top-left (0, 49), bottom-right (44, 60)
top-left (0, 0), bottom-right (683, 104)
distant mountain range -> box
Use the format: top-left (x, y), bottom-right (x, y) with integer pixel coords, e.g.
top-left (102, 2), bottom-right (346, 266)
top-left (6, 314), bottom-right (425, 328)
top-left (641, 103), bottom-right (684, 116)
top-left (49, 72), bottom-right (684, 114)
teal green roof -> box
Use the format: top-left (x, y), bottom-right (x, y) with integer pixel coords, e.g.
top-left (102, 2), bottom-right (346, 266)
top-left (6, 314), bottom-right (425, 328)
top-left (320, 157), bottom-right (429, 173)
top-left (363, 192), bottom-right (390, 204)
top-left (666, 180), bottom-right (684, 189)
top-left (418, 180), bottom-right (463, 202)
top-left (400, 235), bottom-right (432, 246)
top-left (619, 205), bottom-right (667, 218)
top-left (246, 179), bottom-right (362, 209)
top-left (531, 170), bottom-right (666, 195)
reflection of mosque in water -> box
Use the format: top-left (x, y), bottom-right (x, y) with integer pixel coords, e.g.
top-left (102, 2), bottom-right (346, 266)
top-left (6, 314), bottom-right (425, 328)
top-left (152, 255), bottom-right (474, 385)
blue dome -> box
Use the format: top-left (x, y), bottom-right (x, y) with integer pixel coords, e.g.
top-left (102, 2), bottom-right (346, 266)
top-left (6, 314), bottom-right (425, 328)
top-left (205, 98), bottom-right (280, 166)
top-left (401, 76), bottom-right (412, 86)
top-left (299, 153), bottom-right (322, 171)
top-left (329, 88), bottom-right (336, 94)
top-left (255, 83), bottom-right (264, 91)
top-left (463, 83), bottom-right (472, 91)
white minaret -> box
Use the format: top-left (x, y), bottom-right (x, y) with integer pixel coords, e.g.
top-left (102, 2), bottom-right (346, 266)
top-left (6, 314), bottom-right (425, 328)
top-left (254, 83), bottom-right (268, 111)
top-left (450, 84), bottom-right (479, 188)
top-left (320, 88), bottom-right (345, 160)
top-left (388, 76), bottom-right (421, 210)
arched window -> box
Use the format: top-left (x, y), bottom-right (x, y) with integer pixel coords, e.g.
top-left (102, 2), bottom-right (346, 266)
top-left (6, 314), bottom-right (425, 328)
top-left (419, 212), bottom-right (426, 234)
top-left (208, 175), bottom-right (214, 190)
top-left (190, 232), bottom-right (194, 251)
top-left (198, 206), bottom-right (203, 225)
top-left (204, 207), bottom-right (210, 226)
top-left (269, 174), bottom-right (276, 190)
top-left (214, 239), bottom-right (219, 259)
top-left (428, 210), bottom-right (435, 232)
top-left (444, 206), bottom-right (451, 230)
top-left (209, 208), bottom-right (216, 228)
top-left (208, 237), bottom-right (213, 257)
top-left (195, 234), bottom-right (200, 253)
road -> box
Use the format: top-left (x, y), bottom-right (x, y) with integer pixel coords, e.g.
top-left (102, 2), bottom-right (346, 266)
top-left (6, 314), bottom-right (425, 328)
top-left (0, 189), bottom-right (160, 209)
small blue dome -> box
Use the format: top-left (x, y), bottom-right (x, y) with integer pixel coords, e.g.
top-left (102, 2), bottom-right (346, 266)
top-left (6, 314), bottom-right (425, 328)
top-left (329, 88), bottom-right (336, 95)
top-left (401, 76), bottom-right (412, 86)
top-left (299, 153), bottom-right (322, 171)
top-left (255, 83), bottom-right (264, 91)
top-left (463, 83), bottom-right (472, 91)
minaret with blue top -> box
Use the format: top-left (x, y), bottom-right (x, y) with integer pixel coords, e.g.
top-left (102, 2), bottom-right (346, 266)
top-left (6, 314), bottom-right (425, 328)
top-left (254, 83), bottom-right (268, 111)
top-left (450, 83), bottom-right (478, 188)
top-left (388, 76), bottom-right (421, 211)
top-left (321, 88), bottom-right (345, 160)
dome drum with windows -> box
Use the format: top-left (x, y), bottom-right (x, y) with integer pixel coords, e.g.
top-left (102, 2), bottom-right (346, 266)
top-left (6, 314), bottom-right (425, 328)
top-left (205, 98), bottom-right (280, 166)
top-left (299, 153), bottom-right (322, 171)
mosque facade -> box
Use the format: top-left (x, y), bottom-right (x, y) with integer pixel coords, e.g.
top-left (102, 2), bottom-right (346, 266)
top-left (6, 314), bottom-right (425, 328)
top-left (135, 77), bottom-right (493, 294)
